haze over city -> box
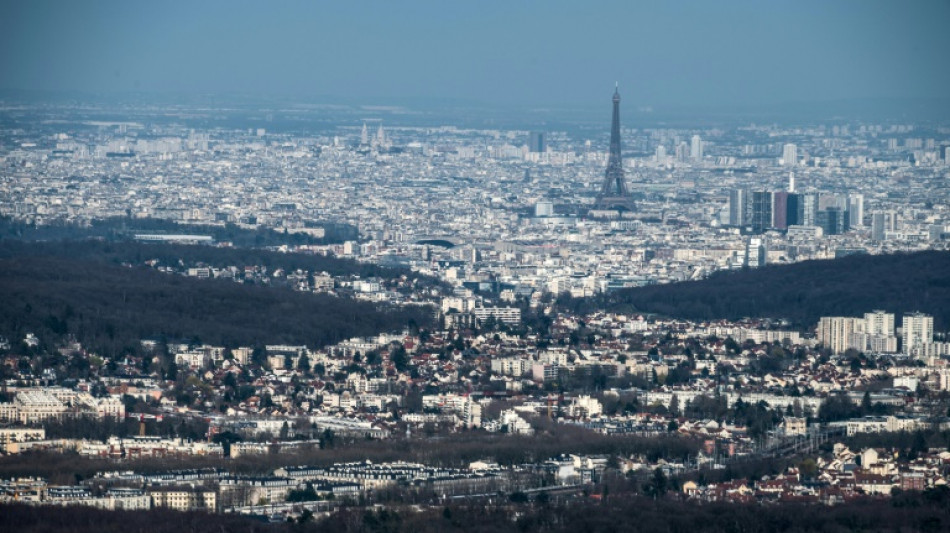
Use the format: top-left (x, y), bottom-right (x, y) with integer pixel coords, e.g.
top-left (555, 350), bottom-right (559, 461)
top-left (2, 0), bottom-right (949, 114)
top-left (2, 2), bottom-right (950, 532)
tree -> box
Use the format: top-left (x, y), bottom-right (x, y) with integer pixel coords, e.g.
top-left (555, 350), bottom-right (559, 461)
top-left (861, 390), bottom-right (872, 414)
top-left (799, 458), bottom-right (818, 480)
top-left (297, 353), bottom-right (311, 373)
top-left (320, 428), bottom-right (336, 449)
top-left (391, 344), bottom-right (409, 372)
top-left (669, 395), bottom-right (680, 417)
top-left (644, 468), bottom-right (668, 497)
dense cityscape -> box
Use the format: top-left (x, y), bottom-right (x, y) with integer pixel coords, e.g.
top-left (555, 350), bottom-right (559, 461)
top-left (3, 2), bottom-right (950, 532)
top-left (0, 89), bottom-right (949, 530)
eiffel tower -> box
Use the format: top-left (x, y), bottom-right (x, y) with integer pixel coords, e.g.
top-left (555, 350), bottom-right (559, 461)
top-left (594, 85), bottom-right (636, 211)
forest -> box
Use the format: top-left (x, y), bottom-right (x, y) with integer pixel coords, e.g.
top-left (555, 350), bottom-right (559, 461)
top-left (0, 238), bottom-right (433, 282)
top-left (561, 250), bottom-right (950, 329)
top-left (0, 242), bottom-right (434, 357)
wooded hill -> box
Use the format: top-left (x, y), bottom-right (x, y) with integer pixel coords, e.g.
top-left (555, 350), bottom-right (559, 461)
top-left (0, 238), bottom-right (433, 282)
top-left (0, 241), bottom-right (434, 357)
top-left (561, 250), bottom-right (950, 330)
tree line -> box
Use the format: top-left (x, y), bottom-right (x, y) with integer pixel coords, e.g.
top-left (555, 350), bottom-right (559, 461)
top-left (559, 250), bottom-right (950, 330)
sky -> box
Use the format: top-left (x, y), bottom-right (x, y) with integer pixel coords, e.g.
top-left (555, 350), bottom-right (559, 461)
top-left (1, 0), bottom-right (948, 110)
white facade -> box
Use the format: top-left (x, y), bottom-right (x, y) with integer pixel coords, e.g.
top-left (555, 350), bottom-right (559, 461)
top-left (903, 313), bottom-right (934, 356)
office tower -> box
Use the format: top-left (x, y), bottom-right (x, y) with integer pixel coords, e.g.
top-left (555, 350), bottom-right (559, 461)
top-left (751, 191), bottom-right (772, 233)
top-left (848, 194), bottom-right (864, 227)
top-left (871, 212), bottom-right (886, 241)
top-left (782, 143), bottom-right (798, 166)
top-left (902, 312), bottom-right (934, 356)
top-left (788, 172), bottom-right (795, 193)
top-left (785, 193), bottom-right (801, 226)
top-left (360, 122), bottom-right (369, 145)
top-left (690, 135), bottom-right (703, 161)
top-left (655, 144), bottom-right (667, 163)
top-left (594, 85), bottom-right (636, 211)
top-left (772, 191), bottom-right (789, 230)
top-left (799, 193), bottom-right (819, 226)
top-left (817, 206), bottom-right (849, 235)
top-left (529, 132), bottom-right (545, 153)
top-left (871, 211), bottom-right (897, 241)
top-left (744, 237), bottom-right (766, 267)
top-left (728, 188), bottom-right (747, 226)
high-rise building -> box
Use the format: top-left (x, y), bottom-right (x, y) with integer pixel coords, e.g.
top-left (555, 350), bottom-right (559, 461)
top-left (788, 172), bottom-right (796, 193)
top-left (360, 122), bottom-right (369, 146)
top-left (817, 206), bottom-right (849, 235)
top-left (861, 310), bottom-right (898, 353)
top-left (751, 191), bottom-right (772, 233)
top-left (902, 312), bottom-right (934, 356)
top-left (744, 237), bottom-right (766, 267)
top-left (728, 188), bottom-right (747, 226)
top-left (871, 212), bottom-right (886, 241)
top-left (785, 193), bottom-right (801, 226)
top-left (848, 194), bottom-right (864, 227)
top-left (528, 132), bottom-right (545, 153)
top-left (782, 143), bottom-right (798, 166)
top-left (818, 316), bottom-right (864, 354)
top-left (594, 85), bottom-right (636, 211)
top-left (690, 135), bottom-right (703, 161)
top-left (865, 310), bottom-right (895, 337)
top-left (654, 144), bottom-right (667, 163)
top-left (675, 141), bottom-right (689, 162)
top-left (799, 193), bottom-right (819, 226)
top-left (772, 191), bottom-right (789, 230)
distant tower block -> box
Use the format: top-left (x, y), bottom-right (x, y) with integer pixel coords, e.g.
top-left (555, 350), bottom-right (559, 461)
top-left (360, 122), bottom-right (369, 145)
top-left (594, 85), bottom-right (636, 211)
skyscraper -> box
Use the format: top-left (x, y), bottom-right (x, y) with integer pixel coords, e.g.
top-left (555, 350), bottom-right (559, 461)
top-left (785, 193), bottom-right (801, 226)
top-left (871, 212), bottom-right (886, 241)
top-left (772, 191), bottom-right (789, 230)
top-left (751, 191), bottom-right (772, 233)
top-left (782, 143), bottom-right (798, 166)
top-left (529, 132), bottom-right (545, 153)
top-left (690, 135), bottom-right (703, 161)
top-left (745, 237), bottom-right (766, 268)
top-left (817, 206), bottom-right (849, 235)
top-left (728, 188), bottom-right (747, 226)
top-left (799, 193), bottom-right (819, 226)
top-left (848, 194), bottom-right (864, 227)
top-left (595, 85), bottom-right (635, 211)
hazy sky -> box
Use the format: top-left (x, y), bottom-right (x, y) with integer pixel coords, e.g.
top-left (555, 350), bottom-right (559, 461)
top-left (1, 0), bottom-right (948, 109)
